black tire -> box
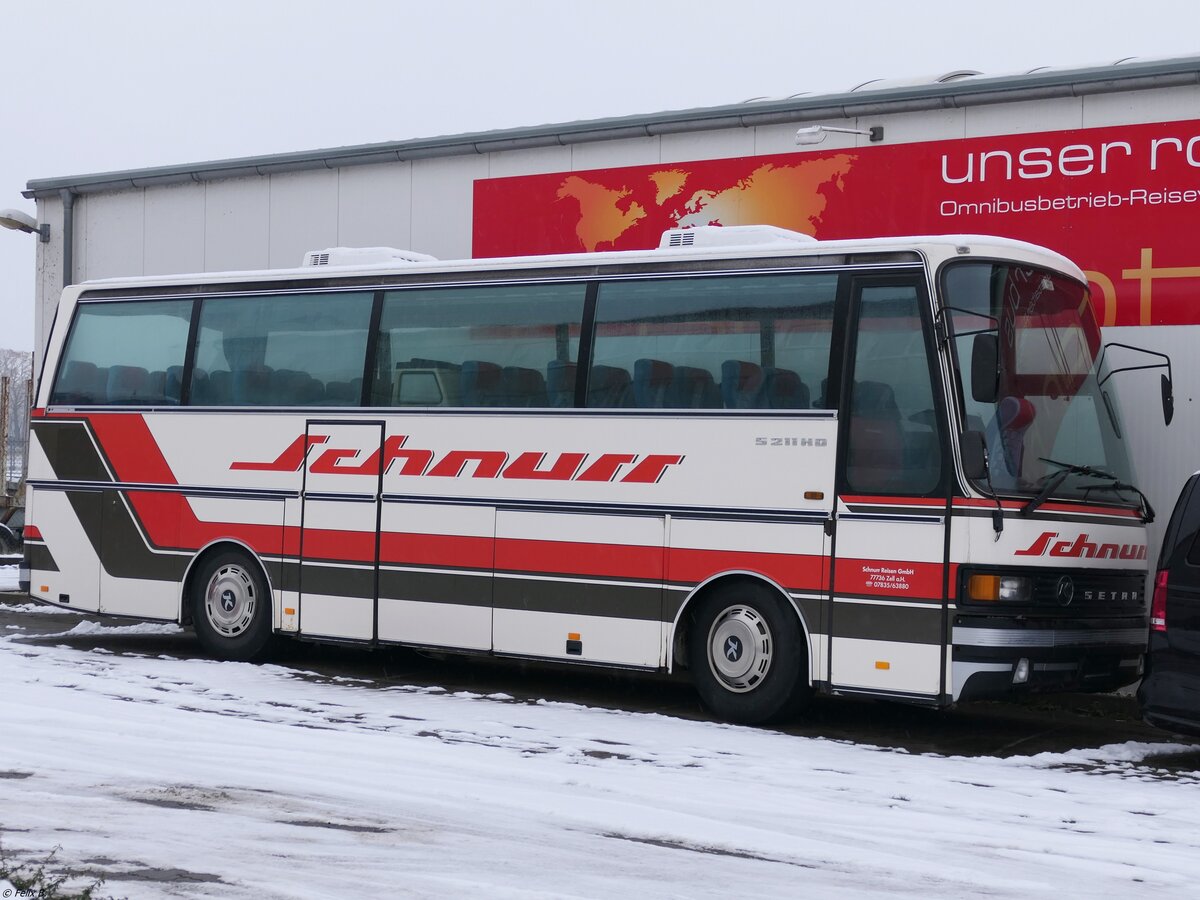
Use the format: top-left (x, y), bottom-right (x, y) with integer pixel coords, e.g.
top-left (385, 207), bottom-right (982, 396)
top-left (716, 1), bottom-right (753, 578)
top-left (0, 525), bottom-right (17, 556)
top-left (687, 581), bottom-right (811, 725)
top-left (189, 549), bottom-right (277, 662)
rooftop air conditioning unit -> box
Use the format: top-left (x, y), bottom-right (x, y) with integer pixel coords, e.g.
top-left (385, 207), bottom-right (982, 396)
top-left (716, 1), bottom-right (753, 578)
top-left (300, 246), bottom-right (437, 267)
top-left (658, 225), bottom-right (817, 250)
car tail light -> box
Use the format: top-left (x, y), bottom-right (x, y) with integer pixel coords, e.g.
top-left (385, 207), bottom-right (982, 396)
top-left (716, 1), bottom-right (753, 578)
top-left (1150, 569), bottom-right (1169, 632)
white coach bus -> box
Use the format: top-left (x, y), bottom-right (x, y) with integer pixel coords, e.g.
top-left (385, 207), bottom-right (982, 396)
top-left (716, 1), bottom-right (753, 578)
top-left (20, 225), bottom-right (1168, 724)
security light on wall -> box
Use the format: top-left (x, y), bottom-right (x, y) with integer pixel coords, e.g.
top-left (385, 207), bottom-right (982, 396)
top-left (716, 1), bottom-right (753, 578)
top-left (0, 208), bottom-right (49, 241)
top-left (794, 125), bottom-right (884, 145)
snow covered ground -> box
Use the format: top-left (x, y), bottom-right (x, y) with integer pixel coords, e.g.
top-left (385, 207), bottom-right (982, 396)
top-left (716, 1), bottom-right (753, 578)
top-left (2, 603), bottom-right (1200, 899)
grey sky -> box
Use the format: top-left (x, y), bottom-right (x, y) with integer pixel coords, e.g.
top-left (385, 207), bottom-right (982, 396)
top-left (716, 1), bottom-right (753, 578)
top-left (2, 0), bottom-right (1197, 351)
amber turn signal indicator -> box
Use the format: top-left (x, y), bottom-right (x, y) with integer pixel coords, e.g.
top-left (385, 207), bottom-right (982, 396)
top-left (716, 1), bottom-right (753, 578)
top-left (968, 574), bottom-right (1001, 601)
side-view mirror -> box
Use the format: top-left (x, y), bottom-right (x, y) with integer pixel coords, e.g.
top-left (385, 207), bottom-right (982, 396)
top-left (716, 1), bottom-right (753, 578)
top-left (1098, 341), bottom-right (1174, 428)
top-left (960, 429), bottom-right (988, 480)
top-left (971, 333), bottom-right (999, 404)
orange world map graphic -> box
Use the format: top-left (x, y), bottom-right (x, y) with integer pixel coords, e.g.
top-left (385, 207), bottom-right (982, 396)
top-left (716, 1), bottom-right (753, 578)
top-left (551, 156), bottom-right (855, 252)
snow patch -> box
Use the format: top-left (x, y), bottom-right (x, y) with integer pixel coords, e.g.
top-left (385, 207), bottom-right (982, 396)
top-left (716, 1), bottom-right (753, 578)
top-left (2, 627), bottom-right (1199, 897)
top-left (3, 601), bottom-right (77, 615)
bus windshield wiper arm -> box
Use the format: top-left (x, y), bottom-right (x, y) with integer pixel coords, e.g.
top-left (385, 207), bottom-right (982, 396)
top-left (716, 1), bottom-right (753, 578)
top-left (1081, 479), bottom-right (1157, 524)
top-left (1020, 457), bottom-right (1115, 517)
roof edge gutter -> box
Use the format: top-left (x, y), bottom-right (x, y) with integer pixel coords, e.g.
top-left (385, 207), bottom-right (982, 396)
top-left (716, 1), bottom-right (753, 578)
top-left (22, 56), bottom-right (1200, 199)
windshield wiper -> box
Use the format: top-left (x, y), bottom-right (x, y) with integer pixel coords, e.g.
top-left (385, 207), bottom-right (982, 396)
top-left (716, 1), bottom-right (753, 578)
top-left (1020, 457), bottom-right (1116, 517)
top-left (1081, 479), bottom-right (1156, 524)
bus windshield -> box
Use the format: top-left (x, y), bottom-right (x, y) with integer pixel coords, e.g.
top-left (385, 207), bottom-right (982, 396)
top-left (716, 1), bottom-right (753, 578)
top-left (944, 261), bottom-right (1135, 503)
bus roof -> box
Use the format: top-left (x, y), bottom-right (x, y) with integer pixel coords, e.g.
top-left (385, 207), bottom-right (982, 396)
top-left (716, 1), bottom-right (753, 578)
top-left (70, 228), bottom-right (1086, 296)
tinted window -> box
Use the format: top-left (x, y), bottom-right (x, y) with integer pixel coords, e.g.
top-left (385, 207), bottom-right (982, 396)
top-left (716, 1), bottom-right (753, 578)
top-left (192, 292), bottom-right (373, 407)
top-left (372, 283), bottom-right (586, 407)
top-left (52, 300), bottom-right (193, 406)
top-left (944, 262), bottom-right (1132, 497)
top-left (844, 283), bottom-right (942, 495)
top-left (589, 274), bottom-right (837, 409)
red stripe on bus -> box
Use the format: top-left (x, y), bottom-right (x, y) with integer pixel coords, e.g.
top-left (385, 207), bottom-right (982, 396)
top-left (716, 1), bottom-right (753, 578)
top-left (123, 486), bottom-right (830, 589)
top-left (841, 495), bottom-right (946, 507)
top-left (496, 537), bottom-right (664, 581)
top-left (87, 414), bottom-right (180, 485)
top-left (668, 547), bottom-right (824, 590)
top-left (380, 531), bottom-right (494, 571)
top-left (128, 491), bottom-right (292, 556)
top-left (300, 527), bottom-right (379, 562)
top-left (952, 497), bottom-right (1141, 518)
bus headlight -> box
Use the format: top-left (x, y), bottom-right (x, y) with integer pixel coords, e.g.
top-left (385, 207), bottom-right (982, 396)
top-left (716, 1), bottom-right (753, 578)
top-left (967, 573), bottom-right (1034, 603)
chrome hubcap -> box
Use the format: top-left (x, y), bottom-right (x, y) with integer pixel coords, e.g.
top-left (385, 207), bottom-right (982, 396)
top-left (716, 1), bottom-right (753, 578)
top-left (707, 605), bottom-right (772, 692)
top-left (204, 564), bottom-right (256, 638)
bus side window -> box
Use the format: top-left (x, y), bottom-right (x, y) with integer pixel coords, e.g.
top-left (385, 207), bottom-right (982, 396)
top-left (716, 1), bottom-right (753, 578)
top-left (844, 285), bottom-right (943, 495)
top-left (191, 292), bottom-right (373, 407)
top-left (589, 273), bottom-right (837, 410)
top-left (51, 300), bottom-right (192, 407)
top-left (372, 283), bottom-right (586, 408)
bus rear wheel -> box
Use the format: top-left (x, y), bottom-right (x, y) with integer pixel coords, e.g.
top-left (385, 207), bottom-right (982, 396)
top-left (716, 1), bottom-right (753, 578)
top-left (190, 549), bottom-right (276, 662)
top-left (687, 582), bottom-right (810, 725)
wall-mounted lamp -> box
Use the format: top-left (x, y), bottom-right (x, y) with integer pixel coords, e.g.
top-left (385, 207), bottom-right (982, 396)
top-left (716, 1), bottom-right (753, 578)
top-left (0, 208), bottom-right (49, 242)
top-left (795, 125), bottom-right (884, 146)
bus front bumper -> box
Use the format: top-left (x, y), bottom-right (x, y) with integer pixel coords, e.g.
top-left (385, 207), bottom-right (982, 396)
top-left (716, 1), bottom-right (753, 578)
top-left (951, 616), bottom-right (1146, 702)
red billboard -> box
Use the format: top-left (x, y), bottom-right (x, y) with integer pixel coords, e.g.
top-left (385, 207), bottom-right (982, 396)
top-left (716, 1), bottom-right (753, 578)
top-left (473, 119), bottom-right (1200, 327)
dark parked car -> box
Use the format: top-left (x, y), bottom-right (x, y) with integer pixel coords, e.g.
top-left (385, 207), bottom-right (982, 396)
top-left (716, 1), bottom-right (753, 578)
top-left (1139, 473), bottom-right (1200, 736)
top-left (0, 505), bottom-right (22, 554)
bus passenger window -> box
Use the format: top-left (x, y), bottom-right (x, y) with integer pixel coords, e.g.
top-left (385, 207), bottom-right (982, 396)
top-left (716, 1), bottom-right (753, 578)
top-left (51, 300), bottom-right (192, 406)
top-left (845, 285), bottom-right (942, 495)
top-left (372, 283), bottom-right (586, 408)
top-left (191, 291), bottom-right (373, 407)
top-left (590, 273), bottom-right (837, 410)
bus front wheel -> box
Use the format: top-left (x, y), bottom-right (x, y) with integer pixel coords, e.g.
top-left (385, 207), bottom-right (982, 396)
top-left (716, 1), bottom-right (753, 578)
top-left (687, 582), bottom-right (810, 725)
top-left (189, 549), bottom-right (276, 662)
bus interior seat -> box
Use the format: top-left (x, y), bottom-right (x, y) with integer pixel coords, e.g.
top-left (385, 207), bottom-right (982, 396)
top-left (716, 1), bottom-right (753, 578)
top-left (188, 369), bottom-right (213, 405)
top-left (271, 369), bottom-right (325, 406)
top-left (764, 367), bottom-right (810, 409)
top-left (500, 366), bottom-right (547, 407)
top-left (546, 360), bottom-right (577, 407)
top-left (143, 370), bottom-right (168, 404)
top-left (669, 366), bottom-right (721, 409)
top-left (325, 379), bottom-right (360, 405)
top-left (461, 360), bottom-right (504, 406)
top-left (55, 360), bottom-right (106, 403)
top-left (106, 365), bottom-right (149, 404)
top-left (633, 358), bottom-right (673, 408)
top-left (847, 379), bottom-right (904, 491)
top-left (204, 370), bottom-right (232, 405)
top-left (721, 360), bottom-right (766, 408)
top-left (588, 365), bottom-right (633, 408)
top-left (232, 366), bottom-right (274, 406)
top-left (164, 366), bottom-right (186, 404)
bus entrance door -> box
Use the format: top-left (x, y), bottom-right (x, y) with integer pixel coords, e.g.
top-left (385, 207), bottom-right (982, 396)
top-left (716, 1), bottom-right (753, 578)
top-left (828, 277), bottom-right (949, 703)
top-left (297, 421), bottom-right (385, 642)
